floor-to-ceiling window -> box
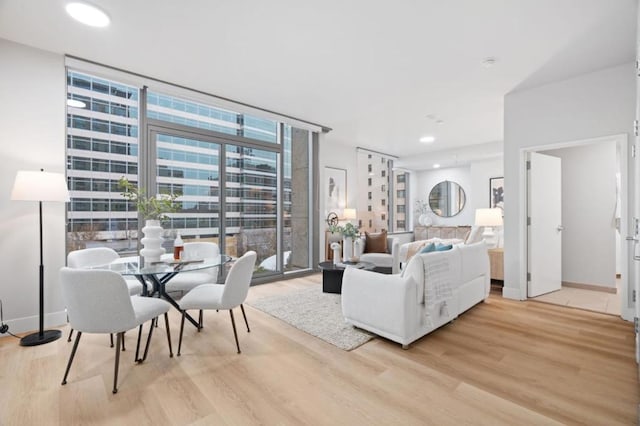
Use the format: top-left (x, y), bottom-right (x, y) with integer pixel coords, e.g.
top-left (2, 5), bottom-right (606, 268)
top-left (66, 68), bottom-right (315, 279)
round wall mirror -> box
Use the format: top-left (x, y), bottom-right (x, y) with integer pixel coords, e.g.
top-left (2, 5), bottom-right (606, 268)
top-left (428, 180), bottom-right (466, 217)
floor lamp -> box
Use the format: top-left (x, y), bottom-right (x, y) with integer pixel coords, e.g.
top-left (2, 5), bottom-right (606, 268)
top-left (11, 169), bottom-right (70, 346)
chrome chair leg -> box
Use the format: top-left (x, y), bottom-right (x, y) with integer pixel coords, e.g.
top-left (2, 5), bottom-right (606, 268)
top-left (62, 331), bottom-right (82, 385)
top-left (240, 304), bottom-right (250, 332)
top-left (229, 309), bottom-right (240, 354)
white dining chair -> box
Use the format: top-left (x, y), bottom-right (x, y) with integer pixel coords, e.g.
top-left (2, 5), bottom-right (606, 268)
top-left (177, 251), bottom-right (256, 355)
top-left (67, 247), bottom-right (146, 346)
top-left (164, 242), bottom-right (220, 328)
top-left (60, 267), bottom-right (173, 394)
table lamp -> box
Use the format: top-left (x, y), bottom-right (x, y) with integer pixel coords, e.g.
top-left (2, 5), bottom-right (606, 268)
top-left (11, 169), bottom-right (70, 346)
top-left (343, 208), bottom-right (357, 223)
top-left (475, 208), bottom-right (503, 248)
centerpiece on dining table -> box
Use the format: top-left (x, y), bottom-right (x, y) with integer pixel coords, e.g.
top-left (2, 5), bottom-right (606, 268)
top-left (118, 177), bottom-right (180, 264)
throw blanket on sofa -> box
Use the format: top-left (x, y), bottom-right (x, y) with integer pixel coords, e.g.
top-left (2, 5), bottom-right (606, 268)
top-left (421, 254), bottom-right (454, 328)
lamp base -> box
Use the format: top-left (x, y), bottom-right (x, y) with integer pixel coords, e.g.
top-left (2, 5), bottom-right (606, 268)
top-left (19, 329), bottom-right (61, 347)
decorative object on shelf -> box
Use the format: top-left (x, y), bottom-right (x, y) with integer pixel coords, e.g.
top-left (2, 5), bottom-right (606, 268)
top-left (489, 176), bottom-right (504, 214)
top-left (11, 169), bottom-right (70, 346)
top-left (475, 208), bottom-right (503, 248)
top-left (330, 242), bottom-right (341, 265)
top-left (326, 211), bottom-right (339, 226)
top-left (119, 177), bottom-right (181, 264)
top-left (415, 199), bottom-right (432, 226)
top-left (324, 167), bottom-right (346, 215)
top-left (329, 222), bottom-right (360, 262)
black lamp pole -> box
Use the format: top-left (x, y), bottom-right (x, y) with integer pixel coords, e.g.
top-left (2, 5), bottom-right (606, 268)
top-left (19, 199), bottom-right (62, 346)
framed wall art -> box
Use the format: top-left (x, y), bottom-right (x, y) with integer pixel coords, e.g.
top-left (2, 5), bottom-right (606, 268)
top-left (324, 166), bottom-right (346, 214)
top-left (489, 177), bottom-right (504, 211)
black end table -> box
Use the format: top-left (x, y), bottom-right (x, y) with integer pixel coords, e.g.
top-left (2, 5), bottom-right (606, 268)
top-left (318, 261), bottom-right (376, 294)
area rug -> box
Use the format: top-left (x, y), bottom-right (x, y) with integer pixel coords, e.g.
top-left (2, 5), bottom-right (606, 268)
top-left (248, 286), bottom-right (374, 351)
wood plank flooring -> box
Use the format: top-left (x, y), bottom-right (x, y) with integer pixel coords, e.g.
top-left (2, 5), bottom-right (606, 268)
top-left (0, 273), bottom-right (637, 425)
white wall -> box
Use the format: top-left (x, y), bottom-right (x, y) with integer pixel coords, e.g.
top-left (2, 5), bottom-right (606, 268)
top-left (503, 63), bottom-right (635, 300)
top-left (545, 141), bottom-right (617, 289)
top-left (0, 39), bottom-right (67, 332)
top-left (414, 158), bottom-right (503, 227)
top-left (318, 136), bottom-right (358, 259)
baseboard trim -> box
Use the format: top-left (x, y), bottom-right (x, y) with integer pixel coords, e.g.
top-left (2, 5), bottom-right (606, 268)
top-left (562, 281), bottom-right (616, 294)
top-left (4, 310), bottom-right (67, 335)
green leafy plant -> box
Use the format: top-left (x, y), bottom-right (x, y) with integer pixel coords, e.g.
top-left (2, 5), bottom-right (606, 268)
top-left (329, 222), bottom-right (360, 239)
top-left (118, 177), bottom-right (180, 223)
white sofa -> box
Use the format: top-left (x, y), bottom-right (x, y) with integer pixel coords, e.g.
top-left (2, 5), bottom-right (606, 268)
top-left (355, 235), bottom-right (400, 274)
top-left (342, 241), bottom-right (490, 348)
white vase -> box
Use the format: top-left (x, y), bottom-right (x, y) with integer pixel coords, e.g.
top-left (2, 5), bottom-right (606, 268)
top-left (332, 247), bottom-right (341, 265)
top-left (342, 237), bottom-right (353, 262)
top-left (140, 219), bottom-right (165, 264)
top-left (419, 214), bottom-right (432, 226)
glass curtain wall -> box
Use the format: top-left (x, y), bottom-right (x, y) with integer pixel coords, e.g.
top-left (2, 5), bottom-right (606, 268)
top-left (66, 69), bottom-right (313, 279)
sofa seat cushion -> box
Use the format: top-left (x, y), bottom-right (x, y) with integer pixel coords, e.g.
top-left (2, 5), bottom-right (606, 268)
top-left (360, 252), bottom-right (393, 268)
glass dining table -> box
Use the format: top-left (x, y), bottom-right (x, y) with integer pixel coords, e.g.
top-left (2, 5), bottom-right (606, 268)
top-left (96, 255), bottom-right (232, 328)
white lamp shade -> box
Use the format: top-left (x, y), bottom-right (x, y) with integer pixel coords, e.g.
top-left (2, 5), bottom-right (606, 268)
top-left (343, 208), bottom-right (357, 220)
top-left (11, 170), bottom-right (70, 202)
top-left (475, 208), bottom-right (503, 227)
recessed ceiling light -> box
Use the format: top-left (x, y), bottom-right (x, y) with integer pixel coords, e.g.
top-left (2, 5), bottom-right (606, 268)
top-left (433, 164), bottom-right (441, 169)
top-left (481, 57), bottom-right (497, 68)
top-left (435, 119), bottom-right (444, 125)
top-left (419, 136), bottom-right (435, 143)
top-left (66, 99), bottom-right (86, 108)
top-left (65, 2), bottom-right (110, 27)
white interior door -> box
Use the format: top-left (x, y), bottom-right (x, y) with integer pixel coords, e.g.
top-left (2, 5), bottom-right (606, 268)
top-left (528, 152), bottom-right (562, 297)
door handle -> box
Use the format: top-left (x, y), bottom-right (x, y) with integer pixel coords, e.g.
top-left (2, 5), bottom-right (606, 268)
top-left (557, 225), bottom-right (564, 231)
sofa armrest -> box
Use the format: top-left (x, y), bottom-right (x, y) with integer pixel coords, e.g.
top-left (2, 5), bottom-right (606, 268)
top-left (342, 267), bottom-right (417, 339)
top-left (389, 237), bottom-right (400, 274)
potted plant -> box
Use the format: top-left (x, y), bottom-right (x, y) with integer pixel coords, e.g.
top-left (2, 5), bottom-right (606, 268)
top-left (118, 177), bottom-right (181, 262)
top-left (329, 222), bottom-right (360, 262)
top-left (415, 199), bottom-right (432, 226)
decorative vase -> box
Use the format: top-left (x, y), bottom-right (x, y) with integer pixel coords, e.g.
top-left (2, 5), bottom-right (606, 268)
top-left (140, 219), bottom-right (165, 264)
top-left (419, 213), bottom-right (432, 226)
top-left (332, 246), bottom-right (341, 265)
top-left (342, 236), bottom-right (353, 262)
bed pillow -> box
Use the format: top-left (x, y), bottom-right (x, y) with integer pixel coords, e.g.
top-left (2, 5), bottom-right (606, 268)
top-left (364, 230), bottom-right (388, 253)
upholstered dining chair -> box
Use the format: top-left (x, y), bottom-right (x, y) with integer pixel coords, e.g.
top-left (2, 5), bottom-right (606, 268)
top-left (164, 242), bottom-right (220, 328)
top-left (67, 247), bottom-right (145, 345)
top-left (177, 251), bottom-right (257, 355)
top-left (60, 267), bottom-right (173, 394)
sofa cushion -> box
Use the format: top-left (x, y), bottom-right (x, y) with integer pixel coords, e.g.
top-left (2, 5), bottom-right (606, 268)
top-left (360, 252), bottom-right (393, 268)
top-left (465, 226), bottom-right (484, 244)
top-left (364, 230), bottom-right (388, 253)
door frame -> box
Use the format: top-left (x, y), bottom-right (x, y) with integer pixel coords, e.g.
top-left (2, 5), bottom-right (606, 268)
top-left (518, 133), bottom-right (632, 320)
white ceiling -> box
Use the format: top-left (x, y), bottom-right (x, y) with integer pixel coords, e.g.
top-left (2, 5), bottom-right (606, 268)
top-left (0, 0), bottom-right (636, 167)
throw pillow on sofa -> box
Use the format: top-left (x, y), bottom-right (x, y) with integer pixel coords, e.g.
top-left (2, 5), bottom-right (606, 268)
top-left (364, 230), bottom-right (388, 253)
top-left (419, 242), bottom-right (436, 254)
top-left (436, 243), bottom-right (453, 251)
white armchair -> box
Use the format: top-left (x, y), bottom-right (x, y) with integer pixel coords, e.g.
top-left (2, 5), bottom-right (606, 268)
top-left (356, 235), bottom-right (400, 274)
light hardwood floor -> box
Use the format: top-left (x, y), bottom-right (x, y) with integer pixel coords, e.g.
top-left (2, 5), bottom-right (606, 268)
top-left (1, 273), bottom-right (637, 425)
